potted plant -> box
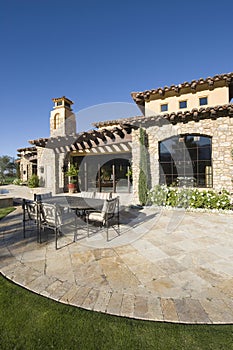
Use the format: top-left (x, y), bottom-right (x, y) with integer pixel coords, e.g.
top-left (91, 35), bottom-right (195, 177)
top-left (101, 168), bottom-right (111, 182)
top-left (125, 167), bottom-right (132, 182)
top-left (65, 164), bottom-right (79, 193)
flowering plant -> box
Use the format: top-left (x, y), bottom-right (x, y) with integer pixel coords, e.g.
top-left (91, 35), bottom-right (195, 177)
top-left (148, 185), bottom-right (231, 210)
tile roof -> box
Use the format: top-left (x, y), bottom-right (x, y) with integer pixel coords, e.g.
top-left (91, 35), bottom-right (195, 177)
top-left (19, 103), bottom-right (233, 159)
top-left (93, 103), bottom-right (233, 128)
top-left (129, 103), bottom-right (233, 126)
top-left (93, 116), bottom-right (143, 128)
top-left (131, 72), bottom-right (233, 105)
top-left (52, 96), bottom-right (74, 104)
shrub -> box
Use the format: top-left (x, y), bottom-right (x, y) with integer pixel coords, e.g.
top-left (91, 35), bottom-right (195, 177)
top-left (138, 169), bottom-right (148, 205)
top-left (138, 128), bottom-right (150, 205)
top-left (28, 174), bottom-right (39, 188)
top-left (13, 178), bottom-right (22, 185)
top-left (166, 188), bottom-right (178, 207)
top-left (176, 188), bottom-right (193, 208)
top-left (149, 185), bottom-right (232, 211)
top-left (148, 185), bottom-right (169, 206)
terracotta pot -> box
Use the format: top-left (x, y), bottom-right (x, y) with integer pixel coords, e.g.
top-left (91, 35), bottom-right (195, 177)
top-left (68, 183), bottom-right (76, 193)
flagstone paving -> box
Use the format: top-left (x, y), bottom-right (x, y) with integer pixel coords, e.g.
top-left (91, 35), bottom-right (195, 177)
top-left (1, 200), bottom-right (233, 324)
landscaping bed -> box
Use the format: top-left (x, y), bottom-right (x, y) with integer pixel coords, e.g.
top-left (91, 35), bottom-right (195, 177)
top-left (147, 185), bottom-right (233, 212)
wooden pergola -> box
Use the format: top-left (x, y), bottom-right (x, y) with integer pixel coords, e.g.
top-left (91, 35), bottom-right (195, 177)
top-left (29, 123), bottom-right (136, 152)
top-left (28, 123), bottom-right (138, 193)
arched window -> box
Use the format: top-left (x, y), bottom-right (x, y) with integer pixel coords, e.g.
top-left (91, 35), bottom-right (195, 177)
top-left (159, 134), bottom-right (212, 187)
top-left (54, 113), bottom-right (61, 130)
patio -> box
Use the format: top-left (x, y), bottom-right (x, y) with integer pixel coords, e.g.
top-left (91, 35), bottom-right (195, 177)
top-left (0, 189), bottom-right (233, 324)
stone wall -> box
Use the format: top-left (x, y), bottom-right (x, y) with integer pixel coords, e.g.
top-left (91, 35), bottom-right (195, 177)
top-left (37, 147), bottom-right (68, 194)
top-left (20, 157), bottom-right (33, 182)
top-left (132, 115), bottom-right (233, 202)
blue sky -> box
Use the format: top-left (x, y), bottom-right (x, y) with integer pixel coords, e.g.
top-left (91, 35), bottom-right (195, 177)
top-left (1, 0), bottom-right (233, 158)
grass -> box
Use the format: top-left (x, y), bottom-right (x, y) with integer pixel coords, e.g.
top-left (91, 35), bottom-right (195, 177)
top-left (0, 275), bottom-right (233, 350)
top-left (0, 207), bottom-right (15, 220)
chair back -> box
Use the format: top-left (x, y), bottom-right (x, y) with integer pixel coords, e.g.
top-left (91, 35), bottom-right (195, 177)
top-left (40, 202), bottom-right (61, 227)
top-left (94, 192), bottom-right (112, 200)
top-left (102, 197), bottom-right (118, 219)
top-left (78, 191), bottom-right (95, 198)
top-left (24, 200), bottom-right (39, 221)
top-left (34, 192), bottom-right (52, 201)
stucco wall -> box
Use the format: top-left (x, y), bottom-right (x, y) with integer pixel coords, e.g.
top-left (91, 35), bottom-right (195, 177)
top-left (145, 86), bottom-right (229, 116)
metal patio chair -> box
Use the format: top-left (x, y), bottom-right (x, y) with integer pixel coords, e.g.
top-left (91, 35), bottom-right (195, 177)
top-left (39, 202), bottom-right (78, 249)
top-left (22, 199), bottom-right (40, 240)
top-left (86, 197), bottom-right (120, 241)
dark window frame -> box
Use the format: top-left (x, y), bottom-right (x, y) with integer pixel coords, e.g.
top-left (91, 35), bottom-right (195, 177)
top-left (199, 97), bottom-right (208, 106)
top-left (159, 134), bottom-right (212, 188)
top-left (161, 103), bottom-right (168, 112)
top-left (179, 100), bottom-right (187, 109)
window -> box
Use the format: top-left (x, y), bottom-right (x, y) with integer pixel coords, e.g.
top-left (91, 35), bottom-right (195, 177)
top-left (161, 103), bottom-right (168, 112)
top-left (159, 134), bottom-right (212, 188)
top-left (56, 101), bottom-right (62, 106)
top-left (54, 113), bottom-right (61, 130)
top-left (179, 100), bottom-right (187, 109)
top-left (199, 97), bottom-right (208, 106)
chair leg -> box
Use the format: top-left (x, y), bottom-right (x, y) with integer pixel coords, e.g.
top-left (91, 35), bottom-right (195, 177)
top-left (106, 219), bottom-right (109, 242)
top-left (37, 223), bottom-right (40, 243)
top-left (87, 216), bottom-right (90, 237)
top-left (55, 228), bottom-right (58, 250)
top-left (23, 219), bottom-right (26, 239)
top-left (22, 200), bottom-right (26, 238)
top-left (73, 216), bottom-right (77, 242)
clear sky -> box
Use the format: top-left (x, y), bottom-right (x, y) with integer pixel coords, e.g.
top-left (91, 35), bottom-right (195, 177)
top-left (1, 0), bottom-right (233, 158)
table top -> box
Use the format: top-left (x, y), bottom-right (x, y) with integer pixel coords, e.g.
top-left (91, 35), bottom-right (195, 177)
top-left (41, 196), bottom-right (104, 211)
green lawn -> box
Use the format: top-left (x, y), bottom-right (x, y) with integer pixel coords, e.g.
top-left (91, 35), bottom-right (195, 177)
top-left (0, 207), bottom-right (15, 220)
top-left (0, 275), bottom-right (232, 350)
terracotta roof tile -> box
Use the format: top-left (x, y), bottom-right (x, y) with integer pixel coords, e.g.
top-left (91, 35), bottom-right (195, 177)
top-left (128, 104), bottom-right (233, 126)
top-left (93, 103), bottom-right (233, 128)
top-left (93, 116), bottom-right (143, 128)
top-left (131, 72), bottom-right (233, 104)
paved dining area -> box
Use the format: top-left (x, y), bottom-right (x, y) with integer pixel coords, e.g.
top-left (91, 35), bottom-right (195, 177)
top-left (1, 188), bottom-right (233, 324)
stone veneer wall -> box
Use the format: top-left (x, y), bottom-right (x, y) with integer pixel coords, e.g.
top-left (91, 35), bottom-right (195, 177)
top-left (37, 146), bottom-right (67, 194)
top-left (132, 115), bottom-right (233, 202)
top-left (20, 157), bottom-right (33, 182)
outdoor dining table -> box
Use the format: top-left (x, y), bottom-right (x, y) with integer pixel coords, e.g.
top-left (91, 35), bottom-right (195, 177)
top-left (40, 195), bottom-right (104, 215)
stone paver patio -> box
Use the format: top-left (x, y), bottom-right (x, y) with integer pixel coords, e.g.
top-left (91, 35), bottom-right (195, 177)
top-left (1, 189), bottom-right (233, 324)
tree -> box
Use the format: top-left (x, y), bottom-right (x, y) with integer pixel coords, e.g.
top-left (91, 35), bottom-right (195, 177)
top-left (138, 128), bottom-right (151, 205)
top-left (0, 155), bottom-right (17, 180)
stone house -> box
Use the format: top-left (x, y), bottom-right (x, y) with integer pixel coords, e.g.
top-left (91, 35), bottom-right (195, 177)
top-left (17, 73), bottom-right (233, 201)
